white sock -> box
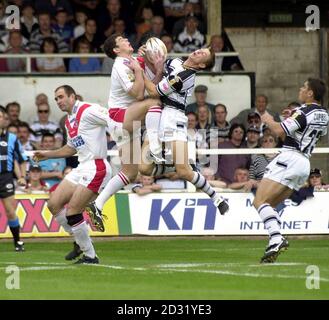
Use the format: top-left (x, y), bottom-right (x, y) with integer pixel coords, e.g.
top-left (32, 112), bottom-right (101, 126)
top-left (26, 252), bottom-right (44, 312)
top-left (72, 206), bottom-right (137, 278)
top-left (95, 171), bottom-right (130, 210)
top-left (71, 221), bottom-right (96, 258)
top-left (258, 203), bottom-right (282, 245)
top-left (145, 106), bottom-right (162, 154)
top-left (55, 208), bottom-right (72, 235)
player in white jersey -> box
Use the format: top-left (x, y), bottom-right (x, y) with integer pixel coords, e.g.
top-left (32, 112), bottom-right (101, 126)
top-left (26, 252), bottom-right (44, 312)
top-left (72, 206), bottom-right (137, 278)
top-left (253, 78), bottom-right (329, 263)
top-left (85, 34), bottom-right (166, 229)
top-left (139, 48), bottom-right (229, 215)
top-left (33, 85), bottom-right (112, 264)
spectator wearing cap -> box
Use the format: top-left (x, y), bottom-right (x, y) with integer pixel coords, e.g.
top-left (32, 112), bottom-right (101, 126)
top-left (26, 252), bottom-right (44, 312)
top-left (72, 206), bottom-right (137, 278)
top-left (213, 123), bottom-right (250, 184)
top-left (186, 85), bottom-right (215, 117)
top-left (308, 168), bottom-right (328, 190)
top-left (173, 15), bottom-right (205, 53)
top-left (24, 164), bottom-right (48, 193)
top-left (246, 125), bottom-right (261, 148)
top-left (230, 94), bottom-right (280, 130)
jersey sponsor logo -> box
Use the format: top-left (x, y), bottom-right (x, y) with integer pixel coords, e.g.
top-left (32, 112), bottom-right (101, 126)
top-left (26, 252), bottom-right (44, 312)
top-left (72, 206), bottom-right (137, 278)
top-left (71, 135), bottom-right (85, 148)
top-left (0, 155), bottom-right (8, 160)
top-left (6, 183), bottom-right (13, 190)
top-left (0, 141), bottom-right (8, 147)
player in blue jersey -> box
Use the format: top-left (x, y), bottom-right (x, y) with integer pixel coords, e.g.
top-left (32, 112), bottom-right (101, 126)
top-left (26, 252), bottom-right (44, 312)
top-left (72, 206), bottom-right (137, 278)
top-left (0, 106), bottom-right (28, 251)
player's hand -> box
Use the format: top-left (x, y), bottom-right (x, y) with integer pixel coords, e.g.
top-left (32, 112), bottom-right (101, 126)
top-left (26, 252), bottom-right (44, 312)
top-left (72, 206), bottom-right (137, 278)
top-left (33, 151), bottom-right (48, 162)
top-left (261, 112), bottom-right (274, 125)
top-left (17, 177), bottom-right (26, 186)
top-left (125, 57), bottom-right (142, 72)
top-left (152, 51), bottom-right (165, 71)
top-left (138, 45), bottom-right (146, 57)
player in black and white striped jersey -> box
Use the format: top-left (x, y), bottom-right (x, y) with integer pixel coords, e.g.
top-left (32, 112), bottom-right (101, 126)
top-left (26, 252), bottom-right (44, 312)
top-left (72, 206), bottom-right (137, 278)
top-left (141, 48), bottom-right (229, 215)
top-left (253, 78), bottom-right (329, 263)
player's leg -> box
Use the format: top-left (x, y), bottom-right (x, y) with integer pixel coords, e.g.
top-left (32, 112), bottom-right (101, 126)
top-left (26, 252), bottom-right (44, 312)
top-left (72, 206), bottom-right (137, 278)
top-left (91, 140), bottom-right (139, 215)
top-left (172, 140), bottom-right (229, 215)
top-left (139, 138), bottom-right (156, 176)
top-left (1, 195), bottom-right (24, 251)
top-left (253, 178), bottom-right (292, 263)
top-left (47, 179), bottom-right (77, 235)
top-left (123, 98), bottom-right (163, 157)
top-left (65, 185), bottom-right (99, 263)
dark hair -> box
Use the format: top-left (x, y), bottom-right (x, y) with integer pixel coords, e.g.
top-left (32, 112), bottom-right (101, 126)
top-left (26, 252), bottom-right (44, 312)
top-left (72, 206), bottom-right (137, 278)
top-left (55, 85), bottom-right (76, 98)
top-left (18, 121), bottom-right (31, 131)
top-left (186, 111), bottom-right (198, 121)
top-left (0, 106), bottom-right (6, 115)
top-left (103, 33), bottom-right (121, 59)
top-left (76, 38), bottom-right (92, 53)
top-left (287, 101), bottom-right (301, 109)
top-left (37, 11), bottom-right (51, 19)
top-left (41, 132), bottom-right (55, 141)
top-left (307, 78), bottom-right (326, 102)
top-left (40, 37), bottom-right (58, 53)
top-left (228, 123), bottom-right (246, 141)
top-left (5, 101), bottom-right (21, 111)
top-left (215, 103), bottom-right (227, 113)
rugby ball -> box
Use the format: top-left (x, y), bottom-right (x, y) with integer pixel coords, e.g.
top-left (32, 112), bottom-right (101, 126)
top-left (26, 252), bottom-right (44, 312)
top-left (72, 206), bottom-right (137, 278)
top-left (145, 37), bottom-right (167, 60)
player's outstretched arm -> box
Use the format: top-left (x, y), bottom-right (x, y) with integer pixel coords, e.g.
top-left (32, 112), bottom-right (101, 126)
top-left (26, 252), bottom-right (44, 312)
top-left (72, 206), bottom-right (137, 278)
top-left (33, 144), bottom-right (76, 162)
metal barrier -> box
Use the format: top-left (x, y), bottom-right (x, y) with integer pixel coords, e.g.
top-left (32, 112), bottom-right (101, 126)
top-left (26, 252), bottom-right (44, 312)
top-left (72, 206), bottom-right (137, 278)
top-left (0, 52), bottom-right (239, 73)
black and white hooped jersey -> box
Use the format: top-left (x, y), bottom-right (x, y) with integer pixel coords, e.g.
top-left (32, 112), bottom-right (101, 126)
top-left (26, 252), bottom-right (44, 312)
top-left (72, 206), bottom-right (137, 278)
top-left (156, 58), bottom-right (196, 112)
top-left (280, 103), bottom-right (329, 158)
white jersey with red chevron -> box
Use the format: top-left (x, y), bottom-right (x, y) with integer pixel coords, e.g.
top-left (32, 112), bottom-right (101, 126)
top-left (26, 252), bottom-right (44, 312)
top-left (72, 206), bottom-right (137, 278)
top-left (65, 100), bottom-right (110, 163)
top-left (108, 56), bottom-right (138, 109)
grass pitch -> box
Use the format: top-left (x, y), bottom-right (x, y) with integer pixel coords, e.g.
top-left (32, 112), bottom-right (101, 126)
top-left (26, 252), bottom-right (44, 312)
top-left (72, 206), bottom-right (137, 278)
top-left (0, 237), bottom-right (328, 300)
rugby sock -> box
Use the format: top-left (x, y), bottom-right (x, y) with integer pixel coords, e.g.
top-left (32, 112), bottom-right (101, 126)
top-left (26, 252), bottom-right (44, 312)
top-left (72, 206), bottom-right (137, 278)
top-left (95, 171), bottom-right (130, 210)
top-left (55, 208), bottom-right (72, 235)
top-left (8, 218), bottom-right (20, 244)
top-left (146, 106), bottom-right (162, 154)
top-left (191, 172), bottom-right (217, 200)
top-left (67, 215), bottom-right (96, 259)
top-left (258, 203), bottom-right (282, 245)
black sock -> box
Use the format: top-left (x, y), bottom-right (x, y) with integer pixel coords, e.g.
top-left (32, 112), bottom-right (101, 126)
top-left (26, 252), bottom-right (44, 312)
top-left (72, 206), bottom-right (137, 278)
top-left (10, 226), bottom-right (20, 244)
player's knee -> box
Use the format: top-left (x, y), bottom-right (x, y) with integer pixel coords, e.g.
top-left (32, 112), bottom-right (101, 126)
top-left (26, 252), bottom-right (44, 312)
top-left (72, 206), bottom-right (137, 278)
top-left (6, 211), bottom-right (16, 220)
top-left (47, 199), bottom-right (60, 215)
top-left (175, 166), bottom-right (190, 180)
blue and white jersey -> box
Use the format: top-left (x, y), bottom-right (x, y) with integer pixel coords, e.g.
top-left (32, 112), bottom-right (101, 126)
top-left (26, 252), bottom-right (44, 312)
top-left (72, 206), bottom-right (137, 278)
top-left (280, 103), bottom-right (329, 158)
top-left (156, 58), bottom-right (196, 112)
top-left (0, 130), bottom-right (28, 173)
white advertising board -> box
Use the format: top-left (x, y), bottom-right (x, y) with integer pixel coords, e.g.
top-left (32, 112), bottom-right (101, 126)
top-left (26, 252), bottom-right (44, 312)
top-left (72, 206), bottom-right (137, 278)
top-left (129, 192), bottom-right (329, 235)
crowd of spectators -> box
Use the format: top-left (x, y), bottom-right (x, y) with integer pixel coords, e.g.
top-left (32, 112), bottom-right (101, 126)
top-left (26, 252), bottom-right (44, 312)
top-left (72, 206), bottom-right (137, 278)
top-left (0, 0), bottom-right (243, 73)
top-left (0, 86), bottom-right (327, 195)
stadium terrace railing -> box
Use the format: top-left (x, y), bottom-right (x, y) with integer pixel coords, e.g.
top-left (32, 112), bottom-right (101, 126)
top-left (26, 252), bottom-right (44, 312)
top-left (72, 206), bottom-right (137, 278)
top-left (0, 52), bottom-right (240, 73)
top-left (25, 147), bottom-right (329, 158)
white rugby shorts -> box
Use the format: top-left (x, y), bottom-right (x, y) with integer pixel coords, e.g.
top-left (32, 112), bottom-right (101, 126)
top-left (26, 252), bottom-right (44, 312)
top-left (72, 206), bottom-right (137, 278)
top-left (159, 107), bottom-right (188, 142)
top-left (263, 150), bottom-right (310, 190)
top-left (65, 159), bottom-right (112, 193)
